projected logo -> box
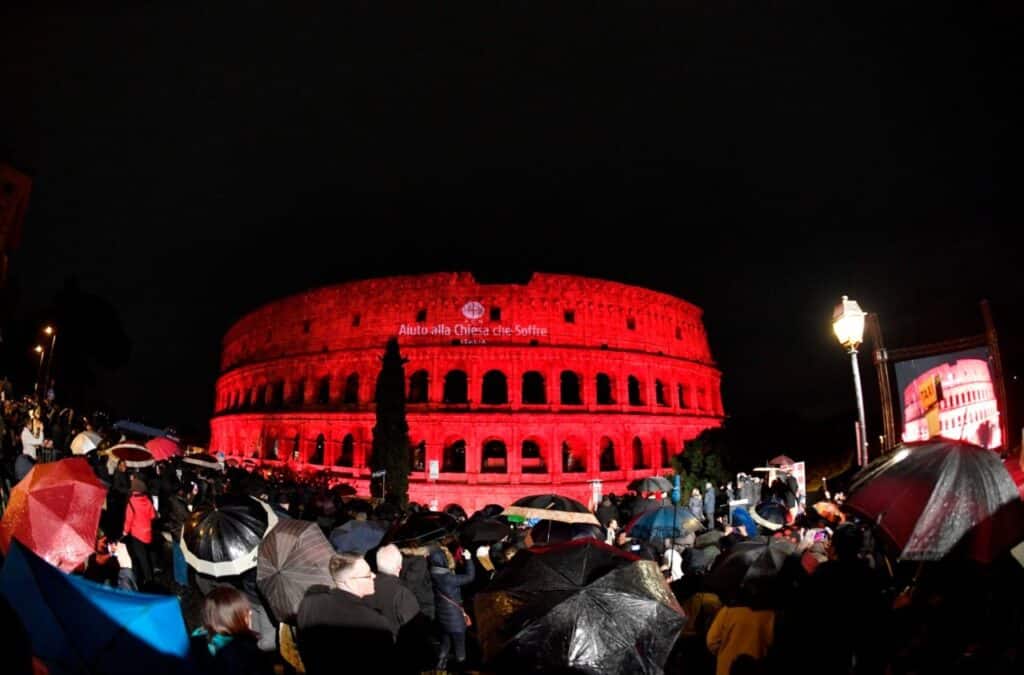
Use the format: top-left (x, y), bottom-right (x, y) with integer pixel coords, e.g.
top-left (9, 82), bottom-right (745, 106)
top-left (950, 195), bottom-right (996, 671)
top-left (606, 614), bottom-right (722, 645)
top-left (461, 301), bottom-right (485, 320)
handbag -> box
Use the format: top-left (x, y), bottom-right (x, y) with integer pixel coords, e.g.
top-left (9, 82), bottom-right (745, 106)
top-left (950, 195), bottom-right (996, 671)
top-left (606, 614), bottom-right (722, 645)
top-left (440, 593), bottom-right (472, 627)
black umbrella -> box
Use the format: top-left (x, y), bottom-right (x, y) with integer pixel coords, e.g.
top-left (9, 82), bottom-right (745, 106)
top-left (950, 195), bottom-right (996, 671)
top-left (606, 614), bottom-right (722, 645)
top-left (474, 504), bottom-right (506, 520)
top-left (459, 517), bottom-right (513, 546)
top-left (257, 518), bottom-right (334, 623)
top-left (443, 503), bottom-right (468, 522)
top-left (528, 519), bottom-right (604, 546)
top-left (474, 539), bottom-right (684, 673)
top-left (751, 502), bottom-right (788, 532)
top-left (627, 476), bottom-right (674, 494)
top-left (183, 495), bottom-right (279, 577)
top-left (503, 494), bottom-right (600, 525)
top-left (704, 538), bottom-right (797, 608)
top-left (382, 511), bottom-right (459, 547)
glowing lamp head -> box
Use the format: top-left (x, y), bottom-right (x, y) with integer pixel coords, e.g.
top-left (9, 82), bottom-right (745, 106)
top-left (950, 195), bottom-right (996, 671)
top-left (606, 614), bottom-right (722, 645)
top-left (43, 325), bottom-right (54, 336)
top-left (33, 345), bottom-right (43, 354)
top-left (832, 295), bottom-right (866, 350)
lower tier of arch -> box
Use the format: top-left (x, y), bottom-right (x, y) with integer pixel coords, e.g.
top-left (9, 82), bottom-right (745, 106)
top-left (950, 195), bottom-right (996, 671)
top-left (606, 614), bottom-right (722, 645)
top-left (210, 410), bottom-right (721, 510)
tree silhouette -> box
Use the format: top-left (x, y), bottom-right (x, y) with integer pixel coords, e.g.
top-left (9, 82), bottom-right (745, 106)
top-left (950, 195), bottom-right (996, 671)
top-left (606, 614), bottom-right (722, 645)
top-left (370, 337), bottom-right (411, 506)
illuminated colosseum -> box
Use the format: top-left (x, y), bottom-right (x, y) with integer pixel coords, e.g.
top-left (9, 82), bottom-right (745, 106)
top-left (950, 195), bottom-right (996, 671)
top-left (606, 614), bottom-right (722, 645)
top-left (210, 272), bottom-right (724, 510)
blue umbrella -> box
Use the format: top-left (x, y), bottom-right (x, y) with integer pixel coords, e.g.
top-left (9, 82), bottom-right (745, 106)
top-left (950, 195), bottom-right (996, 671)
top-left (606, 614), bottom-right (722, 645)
top-left (731, 507), bottom-right (759, 537)
top-left (626, 505), bottom-right (702, 541)
top-left (113, 419), bottom-right (170, 439)
top-left (0, 540), bottom-right (190, 674)
top-left (329, 519), bottom-right (387, 554)
top-left (671, 474), bottom-right (681, 505)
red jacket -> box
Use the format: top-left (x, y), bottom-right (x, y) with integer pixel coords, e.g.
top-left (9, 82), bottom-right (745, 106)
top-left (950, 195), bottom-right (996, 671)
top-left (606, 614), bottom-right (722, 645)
top-left (123, 493), bottom-right (156, 543)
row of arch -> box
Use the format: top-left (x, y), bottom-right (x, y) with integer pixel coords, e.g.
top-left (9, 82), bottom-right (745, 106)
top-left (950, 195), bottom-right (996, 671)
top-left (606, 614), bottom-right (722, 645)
top-left (218, 368), bottom-right (722, 414)
top-left (252, 433), bottom-right (680, 473)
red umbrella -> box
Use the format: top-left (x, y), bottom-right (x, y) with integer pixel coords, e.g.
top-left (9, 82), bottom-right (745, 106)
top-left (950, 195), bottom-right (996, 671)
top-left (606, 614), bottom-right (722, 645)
top-left (846, 441), bottom-right (1024, 562)
top-left (145, 436), bottom-right (182, 462)
top-left (0, 458), bottom-right (108, 572)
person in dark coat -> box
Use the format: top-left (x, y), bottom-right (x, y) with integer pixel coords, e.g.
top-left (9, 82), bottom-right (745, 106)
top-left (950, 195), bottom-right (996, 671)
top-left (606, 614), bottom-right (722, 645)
top-left (190, 586), bottom-right (273, 675)
top-left (428, 545), bottom-right (476, 670)
top-left (369, 544), bottom-right (435, 672)
top-left (399, 546), bottom-right (436, 620)
top-left (296, 553), bottom-right (396, 675)
top-left (596, 496), bottom-right (620, 529)
top-left (13, 452), bottom-right (34, 483)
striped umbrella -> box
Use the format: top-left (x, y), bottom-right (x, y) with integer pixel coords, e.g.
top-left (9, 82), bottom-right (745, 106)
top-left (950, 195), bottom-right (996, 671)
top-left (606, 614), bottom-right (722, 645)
top-left (257, 518), bottom-right (334, 623)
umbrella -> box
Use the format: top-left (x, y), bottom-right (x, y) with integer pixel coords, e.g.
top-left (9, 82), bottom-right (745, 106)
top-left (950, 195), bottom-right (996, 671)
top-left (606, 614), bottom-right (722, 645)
top-left (183, 452), bottom-right (223, 470)
top-left (112, 419), bottom-right (168, 438)
top-left (459, 517), bottom-right (513, 546)
top-left (183, 495), bottom-right (279, 577)
top-left (627, 475), bottom-right (674, 494)
top-left (330, 482), bottom-right (357, 497)
top-left (704, 538), bottom-right (797, 608)
top-left (474, 539), bottom-right (684, 673)
top-left (625, 505), bottom-right (702, 541)
top-left (382, 511), bottom-right (459, 547)
top-left (0, 540), bottom-right (190, 675)
top-left (109, 443), bottom-right (155, 468)
top-left (145, 436), bottom-right (182, 462)
top-left (0, 457), bottom-right (108, 572)
top-left (329, 519), bottom-right (387, 553)
top-left (731, 507), bottom-right (759, 537)
top-left (528, 519), bottom-right (604, 545)
top-left (768, 455), bottom-right (796, 468)
top-left (845, 440), bottom-right (1024, 561)
top-left (474, 503), bottom-right (506, 520)
top-left (503, 494), bottom-right (601, 525)
top-left (257, 518), bottom-right (335, 623)
top-left (70, 430), bottom-right (102, 455)
top-left (750, 501), bottom-right (788, 532)
top-left (443, 503), bottom-right (469, 522)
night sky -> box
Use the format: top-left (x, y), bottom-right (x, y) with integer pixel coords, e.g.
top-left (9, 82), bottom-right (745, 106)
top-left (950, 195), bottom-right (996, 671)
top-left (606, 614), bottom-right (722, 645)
top-left (1, 5), bottom-right (1020, 451)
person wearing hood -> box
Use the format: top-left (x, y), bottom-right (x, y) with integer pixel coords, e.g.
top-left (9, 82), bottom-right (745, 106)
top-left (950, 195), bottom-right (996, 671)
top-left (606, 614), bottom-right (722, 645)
top-left (429, 545), bottom-right (476, 671)
top-left (122, 476), bottom-right (157, 587)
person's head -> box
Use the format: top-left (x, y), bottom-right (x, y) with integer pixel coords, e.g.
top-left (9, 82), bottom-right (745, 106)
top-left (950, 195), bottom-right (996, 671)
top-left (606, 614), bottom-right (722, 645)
top-left (329, 552), bottom-right (375, 597)
top-left (692, 488), bottom-right (700, 497)
top-left (201, 587), bottom-right (253, 637)
top-left (130, 477), bottom-right (147, 494)
top-left (607, 518), bottom-right (618, 531)
top-left (830, 523), bottom-right (864, 562)
top-left (705, 482), bottom-right (712, 490)
top-left (116, 459), bottom-right (127, 473)
top-left (375, 544), bottom-right (403, 576)
top-left (615, 530), bottom-right (629, 546)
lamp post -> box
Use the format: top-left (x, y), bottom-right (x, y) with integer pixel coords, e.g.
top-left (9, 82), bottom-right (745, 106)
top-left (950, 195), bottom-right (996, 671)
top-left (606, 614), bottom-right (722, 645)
top-left (42, 325), bottom-right (57, 399)
top-left (833, 295), bottom-right (869, 467)
top-left (33, 345), bottom-right (45, 396)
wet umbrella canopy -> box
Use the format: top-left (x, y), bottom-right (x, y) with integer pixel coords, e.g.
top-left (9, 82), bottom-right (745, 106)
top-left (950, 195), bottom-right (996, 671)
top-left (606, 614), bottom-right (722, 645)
top-left (183, 495), bottom-right (279, 577)
top-left (474, 539), bottom-right (685, 673)
top-left (627, 476), bottom-right (674, 494)
top-left (258, 518), bottom-right (334, 623)
top-left (528, 519), bottom-right (604, 546)
top-left (459, 517), bottom-right (513, 546)
top-left (329, 519), bottom-right (387, 553)
top-left (0, 540), bottom-right (190, 675)
top-left (704, 538), bottom-right (797, 608)
top-left (845, 440), bottom-right (1023, 561)
top-left (109, 443), bottom-right (155, 468)
top-left (625, 505), bottom-right (702, 541)
top-left (70, 430), bottom-right (102, 455)
top-left (0, 457), bottom-right (108, 572)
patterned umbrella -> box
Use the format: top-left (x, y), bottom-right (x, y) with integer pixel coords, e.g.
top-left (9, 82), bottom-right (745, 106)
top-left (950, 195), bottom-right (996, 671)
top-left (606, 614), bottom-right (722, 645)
top-left (0, 457), bottom-right (108, 572)
top-left (257, 518), bottom-right (334, 623)
top-left (109, 444), bottom-right (155, 469)
top-left (145, 436), bottom-right (182, 462)
top-left (183, 495), bottom-right (279, 577)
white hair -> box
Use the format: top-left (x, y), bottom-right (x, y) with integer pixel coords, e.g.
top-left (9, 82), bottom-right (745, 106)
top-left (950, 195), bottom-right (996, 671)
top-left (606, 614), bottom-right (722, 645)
top-left (375, 544), bottom-right (403, 576)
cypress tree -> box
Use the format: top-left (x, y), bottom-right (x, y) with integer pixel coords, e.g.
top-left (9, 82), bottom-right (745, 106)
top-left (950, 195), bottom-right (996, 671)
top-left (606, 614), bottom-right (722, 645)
top-left (370, 337), bottom-right (411, 506)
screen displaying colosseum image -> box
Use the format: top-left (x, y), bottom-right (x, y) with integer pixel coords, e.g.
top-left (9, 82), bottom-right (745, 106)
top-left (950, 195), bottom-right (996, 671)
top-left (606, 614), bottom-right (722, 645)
top-left (894, 346), bottom-right (1002, 449)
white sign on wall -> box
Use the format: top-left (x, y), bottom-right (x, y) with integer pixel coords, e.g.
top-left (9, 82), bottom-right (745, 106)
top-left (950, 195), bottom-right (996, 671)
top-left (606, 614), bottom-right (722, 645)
top-left (428, 459), bottom-right (439, 480)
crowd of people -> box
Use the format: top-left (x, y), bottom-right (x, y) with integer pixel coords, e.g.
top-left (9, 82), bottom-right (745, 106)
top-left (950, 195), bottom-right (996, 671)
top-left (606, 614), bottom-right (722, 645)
top-left (2, 375), bottom-right (1024, 674)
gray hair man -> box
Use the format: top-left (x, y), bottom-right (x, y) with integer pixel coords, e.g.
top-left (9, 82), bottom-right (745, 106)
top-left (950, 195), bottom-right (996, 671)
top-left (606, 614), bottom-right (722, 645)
top-left (367, 544), bottom-right (421, 636)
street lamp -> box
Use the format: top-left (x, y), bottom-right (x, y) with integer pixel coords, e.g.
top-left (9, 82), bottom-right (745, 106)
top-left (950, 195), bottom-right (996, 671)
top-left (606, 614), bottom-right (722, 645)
top-left (33, 345), bottom-right (45, 396)
top-left (42, 325), bottom-right (57, 398)
top-left (832, 295), bottom-right (869, 467)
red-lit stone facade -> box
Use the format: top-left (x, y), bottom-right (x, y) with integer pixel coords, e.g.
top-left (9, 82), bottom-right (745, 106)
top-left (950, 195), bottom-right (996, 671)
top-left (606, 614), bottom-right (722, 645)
top-left (210, 272), bottom-right (724, 510)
